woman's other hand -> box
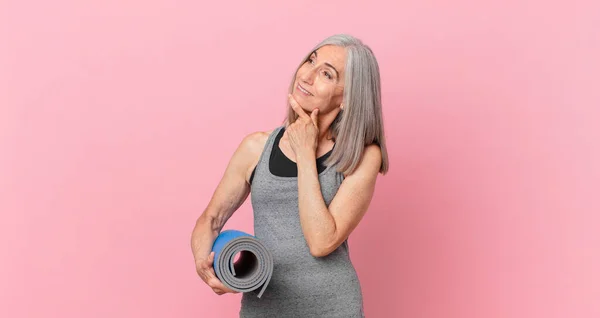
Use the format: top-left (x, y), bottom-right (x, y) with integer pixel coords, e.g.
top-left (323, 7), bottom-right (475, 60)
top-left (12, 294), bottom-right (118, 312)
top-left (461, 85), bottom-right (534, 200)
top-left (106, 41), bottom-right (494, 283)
top-left (196, 251), bottom-right (239, 295)
top-left (287, 94), bottom-right (320, 156)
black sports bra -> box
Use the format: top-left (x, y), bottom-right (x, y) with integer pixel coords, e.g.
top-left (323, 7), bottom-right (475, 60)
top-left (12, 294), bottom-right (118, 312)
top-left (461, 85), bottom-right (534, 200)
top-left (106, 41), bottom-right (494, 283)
top-left (249, 127), bottom-right (334, 184)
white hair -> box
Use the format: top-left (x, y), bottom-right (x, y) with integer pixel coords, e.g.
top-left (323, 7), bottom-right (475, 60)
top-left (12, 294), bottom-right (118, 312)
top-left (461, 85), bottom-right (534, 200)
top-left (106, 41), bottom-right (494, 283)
top-left (283, 34), bottom-right (389, 175)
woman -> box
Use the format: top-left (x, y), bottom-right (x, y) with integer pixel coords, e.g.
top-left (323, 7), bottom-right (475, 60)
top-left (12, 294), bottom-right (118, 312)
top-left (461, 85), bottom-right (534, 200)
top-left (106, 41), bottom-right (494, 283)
top-left (191, 34), bottom-right (389, 317)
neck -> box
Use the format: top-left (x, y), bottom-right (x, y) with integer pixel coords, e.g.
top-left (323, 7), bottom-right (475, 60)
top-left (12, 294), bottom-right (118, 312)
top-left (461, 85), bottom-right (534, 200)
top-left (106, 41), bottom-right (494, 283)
top-left (316, 111), bottom-right (339, 144)
top-left (317, 125), bottom-right (333, 144)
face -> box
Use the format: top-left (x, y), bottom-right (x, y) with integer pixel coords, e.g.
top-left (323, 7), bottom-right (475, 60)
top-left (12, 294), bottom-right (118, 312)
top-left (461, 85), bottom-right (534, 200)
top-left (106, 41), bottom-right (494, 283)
top-left (292, 45), bottom-right (346, 114)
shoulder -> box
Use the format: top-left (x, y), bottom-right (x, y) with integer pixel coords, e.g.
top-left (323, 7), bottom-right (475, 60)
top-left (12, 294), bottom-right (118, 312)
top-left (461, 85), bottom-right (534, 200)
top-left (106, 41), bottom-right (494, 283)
top-left (364, 143), bottom-right (382, 163)
top-left (239, 128), bottom-right (276, 155)
top-left (342, 143), bottom-right (382, 178)
top-left (238, 127), bottom-right (279, 183)
top-left (358, 143), bottom-right (382, 174)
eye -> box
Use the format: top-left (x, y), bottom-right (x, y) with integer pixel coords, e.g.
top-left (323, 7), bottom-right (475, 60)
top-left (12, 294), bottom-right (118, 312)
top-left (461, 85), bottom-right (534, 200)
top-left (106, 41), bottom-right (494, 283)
top-left (323, 71), bottom-right (332, 79)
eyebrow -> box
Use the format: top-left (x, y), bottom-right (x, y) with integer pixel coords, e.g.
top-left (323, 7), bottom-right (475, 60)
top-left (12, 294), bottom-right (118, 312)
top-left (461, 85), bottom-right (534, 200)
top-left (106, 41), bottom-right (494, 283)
top-left (311, 50), bottom-right (340, 78)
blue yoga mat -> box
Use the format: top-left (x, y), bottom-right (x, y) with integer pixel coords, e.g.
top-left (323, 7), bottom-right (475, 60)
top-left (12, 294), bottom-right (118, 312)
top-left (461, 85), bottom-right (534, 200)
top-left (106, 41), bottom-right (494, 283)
top-left (211, 229), bottom-right (273, 298)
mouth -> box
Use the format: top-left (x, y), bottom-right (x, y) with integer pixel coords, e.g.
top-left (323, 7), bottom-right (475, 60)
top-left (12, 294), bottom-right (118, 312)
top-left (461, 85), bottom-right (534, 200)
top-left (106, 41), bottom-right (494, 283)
top-left (296, 83), bottom-right (313, 96)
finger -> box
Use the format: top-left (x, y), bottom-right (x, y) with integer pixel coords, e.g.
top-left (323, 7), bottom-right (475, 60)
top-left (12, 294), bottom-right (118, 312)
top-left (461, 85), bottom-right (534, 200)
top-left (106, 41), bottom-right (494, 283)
top-left (200, 257), bottom-right (211, 271)
top-left (210, 277), bottom-right (238, 294)
top-left (199, 266), bottom-right (215, 284)
top-left (202, 262), bottom-right (217, 281)
top-left (213, 288), bottom-right (224, 295)
top-left (211, 285), bottom-right (225, 295)
top-left (310, 108), bottom-right (319, 127)
top-left (206, 258), bottom-right (232, 292)
top-left (206, 251), bottom-right (239, 294)
top-left (209, 277), bottom-right (225, 289)
top-left (288, 94), bottom-right (310, 120)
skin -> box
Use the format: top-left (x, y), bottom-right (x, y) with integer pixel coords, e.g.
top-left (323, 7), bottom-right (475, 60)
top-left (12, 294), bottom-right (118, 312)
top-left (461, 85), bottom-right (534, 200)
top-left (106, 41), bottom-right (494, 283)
top-left (193, 45), bottom-right (382, 295)
top-left (285, 44), bottom-right (347, 155)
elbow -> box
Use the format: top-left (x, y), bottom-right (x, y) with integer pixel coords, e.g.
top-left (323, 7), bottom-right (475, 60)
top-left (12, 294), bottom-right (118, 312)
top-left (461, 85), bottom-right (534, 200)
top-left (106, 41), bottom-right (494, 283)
top-left (309, 230), bottom-right (339, 258)
top-left (309, 244), bottom-right (333, 258)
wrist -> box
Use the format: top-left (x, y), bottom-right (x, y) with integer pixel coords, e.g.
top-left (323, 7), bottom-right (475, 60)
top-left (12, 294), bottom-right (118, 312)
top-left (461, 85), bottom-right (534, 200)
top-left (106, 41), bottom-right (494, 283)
top-left (296, 149), bottom-right (316, 163)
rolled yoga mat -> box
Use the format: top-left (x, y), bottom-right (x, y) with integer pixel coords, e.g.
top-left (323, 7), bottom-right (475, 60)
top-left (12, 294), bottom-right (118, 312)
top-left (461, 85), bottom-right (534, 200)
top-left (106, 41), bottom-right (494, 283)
top-left (211, 229), bottom-right (273, 298)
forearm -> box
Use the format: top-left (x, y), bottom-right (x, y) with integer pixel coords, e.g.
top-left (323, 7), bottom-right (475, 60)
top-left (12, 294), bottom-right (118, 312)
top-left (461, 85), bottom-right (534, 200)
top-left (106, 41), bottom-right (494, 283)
top-left (296, 151), bottom-right (336, 254)
top-left (190, 213), bottom-right (219, 265)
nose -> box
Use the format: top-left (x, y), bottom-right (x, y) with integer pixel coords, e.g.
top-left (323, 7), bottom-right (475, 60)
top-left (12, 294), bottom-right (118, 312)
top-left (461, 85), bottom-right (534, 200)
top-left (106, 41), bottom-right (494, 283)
top-left (299, 67), bottom-right (317, 85)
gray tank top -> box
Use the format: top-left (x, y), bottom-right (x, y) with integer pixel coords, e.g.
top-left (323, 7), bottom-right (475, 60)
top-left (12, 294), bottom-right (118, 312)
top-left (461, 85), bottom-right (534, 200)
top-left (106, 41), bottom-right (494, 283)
top-left (239, 125), bottom-right (365, 317)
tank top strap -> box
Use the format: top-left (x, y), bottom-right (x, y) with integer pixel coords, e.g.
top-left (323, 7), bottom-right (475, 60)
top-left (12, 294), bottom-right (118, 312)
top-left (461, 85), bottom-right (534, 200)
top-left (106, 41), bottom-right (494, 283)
top-left (254, 125), bottom-right (285, 177)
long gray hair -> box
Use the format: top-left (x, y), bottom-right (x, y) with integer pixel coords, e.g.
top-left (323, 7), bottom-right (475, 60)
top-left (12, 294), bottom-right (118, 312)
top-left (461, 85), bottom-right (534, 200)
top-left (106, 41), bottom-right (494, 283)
top-left (283, 34), bottom-right (389, 176)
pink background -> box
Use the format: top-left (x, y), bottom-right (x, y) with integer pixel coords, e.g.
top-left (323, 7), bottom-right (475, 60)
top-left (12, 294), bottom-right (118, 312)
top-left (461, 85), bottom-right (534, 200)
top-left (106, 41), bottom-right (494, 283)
top-left (2, 0), bottom-right (599, 317)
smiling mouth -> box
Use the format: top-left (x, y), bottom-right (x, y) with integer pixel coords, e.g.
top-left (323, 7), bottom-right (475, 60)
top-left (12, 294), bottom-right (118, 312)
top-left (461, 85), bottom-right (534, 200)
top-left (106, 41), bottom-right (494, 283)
top-left (297, 84), bottom-right (313, 96)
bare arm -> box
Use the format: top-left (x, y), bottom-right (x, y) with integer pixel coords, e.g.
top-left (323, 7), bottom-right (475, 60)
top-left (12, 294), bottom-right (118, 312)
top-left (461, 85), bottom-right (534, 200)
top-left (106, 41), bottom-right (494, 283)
top-left (285, 95), bottom-right (382, 257)
top-left (296, 144), bottom-right (382, 257)
top-left (190, 131), bottom-right (267, 266)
